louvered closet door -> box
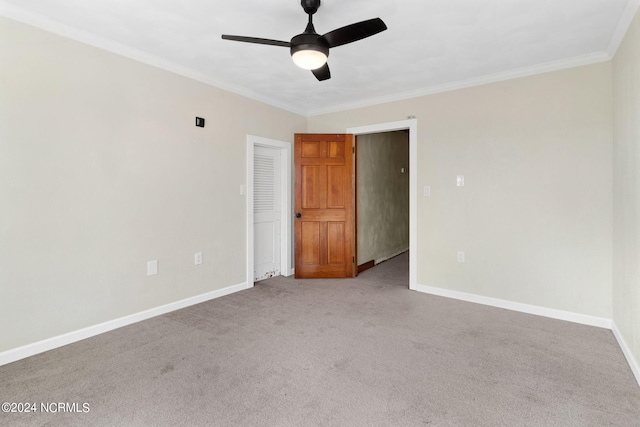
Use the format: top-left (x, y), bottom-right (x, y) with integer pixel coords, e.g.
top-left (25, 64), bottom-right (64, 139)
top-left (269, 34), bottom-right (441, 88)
top-left (254, 145), bottom-right (281, 281)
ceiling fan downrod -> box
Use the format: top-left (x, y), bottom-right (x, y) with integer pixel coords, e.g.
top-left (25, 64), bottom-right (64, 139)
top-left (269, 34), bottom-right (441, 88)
top-left (291, 0), bottom-right (329, 69)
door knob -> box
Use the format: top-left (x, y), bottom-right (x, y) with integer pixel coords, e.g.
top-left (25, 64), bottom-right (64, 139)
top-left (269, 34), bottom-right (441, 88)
top-left (296, 213), bottom-right (302, 218)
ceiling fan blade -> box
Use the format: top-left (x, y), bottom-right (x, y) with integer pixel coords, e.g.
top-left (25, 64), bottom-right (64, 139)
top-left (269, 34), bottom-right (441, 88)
top-left (312, 63), bottom-right (331, 81)
top-left (221, 35), bottom-right (290, 47)
top-left (320, 18), bottom-right (387, 48)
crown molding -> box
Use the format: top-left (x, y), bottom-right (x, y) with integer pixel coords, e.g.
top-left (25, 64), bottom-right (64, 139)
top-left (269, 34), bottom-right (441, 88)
top-left (0, 3), bottom-right (307, 116)
top-left (607, 0), bottom-right (640, 57)
top-left (2, 1), bottom-right (632, 118)
top-left (306, 51), bottom-right (611, 117)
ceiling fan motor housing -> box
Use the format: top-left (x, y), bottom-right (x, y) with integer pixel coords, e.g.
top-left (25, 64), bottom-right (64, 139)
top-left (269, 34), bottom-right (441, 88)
top-left (290, 32), bottom-right (329, 59)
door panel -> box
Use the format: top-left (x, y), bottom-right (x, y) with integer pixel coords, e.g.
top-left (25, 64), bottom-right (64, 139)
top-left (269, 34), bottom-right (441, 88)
top-left (302, 166), bottom-right (320, 209)
top-left (294, 133), bottom-right (355, 278)
top-left (328, 141), bottom-right (345, 158)
top-left (327, 166), bottom-right (345, 208)
top-left (301, 222), bottom-right (321, 265)
top-left (302, 141), bottom-right (321, 158)
top-left (327, 222), bottom-right (345, 264)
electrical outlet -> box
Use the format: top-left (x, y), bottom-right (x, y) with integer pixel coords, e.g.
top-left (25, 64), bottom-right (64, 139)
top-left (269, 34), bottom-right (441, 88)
top-left (456, 175), bottom-right (465, 187)
top-left (195, 252), bottom-right (203, 265)
top-left (457, 251), bottom-right (465, 263)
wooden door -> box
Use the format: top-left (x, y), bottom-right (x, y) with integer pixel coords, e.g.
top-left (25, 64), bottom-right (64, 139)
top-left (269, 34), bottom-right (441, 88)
top-left (294, 133), bottom-right (355, 278)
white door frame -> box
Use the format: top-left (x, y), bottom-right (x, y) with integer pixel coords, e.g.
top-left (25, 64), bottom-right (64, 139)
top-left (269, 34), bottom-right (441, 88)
top-left (347, 119), bottom-right (418, 290)
top-left (246, 135), bottom-right (293, 288)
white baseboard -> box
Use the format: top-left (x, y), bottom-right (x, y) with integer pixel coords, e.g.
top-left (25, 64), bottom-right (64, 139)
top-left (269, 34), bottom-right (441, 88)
top-left (612, 322), bottom-right (640, 388)
top-left (0, 281), bottom-right (247, 367)
top-left (412, 283), bottom-right (612, 329)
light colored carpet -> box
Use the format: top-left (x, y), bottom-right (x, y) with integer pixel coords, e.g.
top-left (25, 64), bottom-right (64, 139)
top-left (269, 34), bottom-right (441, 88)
top-left (1, 252), bottom-right (639, 426)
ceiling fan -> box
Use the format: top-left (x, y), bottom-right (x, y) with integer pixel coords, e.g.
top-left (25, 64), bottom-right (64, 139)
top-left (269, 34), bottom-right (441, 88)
top-left (221, 0), bottom-right (387, 81)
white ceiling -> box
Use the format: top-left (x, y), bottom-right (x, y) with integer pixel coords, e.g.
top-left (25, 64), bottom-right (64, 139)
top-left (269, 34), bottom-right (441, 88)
top-left (1, 0), bottom-right (638, 116)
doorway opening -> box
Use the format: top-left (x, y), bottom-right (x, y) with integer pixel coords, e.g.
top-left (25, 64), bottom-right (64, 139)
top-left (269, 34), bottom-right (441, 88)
top-left (246, 135), bottom-right (293, 288)
top-left (356, 131), bottom-right (410, 275)
top-left (347, 119), bottom-right (417, 289)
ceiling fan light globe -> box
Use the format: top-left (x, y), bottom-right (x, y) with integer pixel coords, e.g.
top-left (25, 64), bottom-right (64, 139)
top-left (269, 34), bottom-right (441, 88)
top-left (292, 50), bottom-right (327, 70)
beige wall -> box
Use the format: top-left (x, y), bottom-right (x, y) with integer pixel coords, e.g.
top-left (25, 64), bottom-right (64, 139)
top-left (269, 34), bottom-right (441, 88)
top-left (310, 63), bottom-right (613, 319)
top-left (0, 17), bottom-right (306, 352)
top-left (357, 132), bottom-right (409, 265)
top-left (613, 8), bottom-right (640, 380)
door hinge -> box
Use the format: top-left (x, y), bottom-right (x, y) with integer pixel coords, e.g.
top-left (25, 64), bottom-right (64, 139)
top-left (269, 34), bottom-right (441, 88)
top-left (352, 146), bottom-right (355, 153)
top-left (353, 256), bottom-right (355, 263)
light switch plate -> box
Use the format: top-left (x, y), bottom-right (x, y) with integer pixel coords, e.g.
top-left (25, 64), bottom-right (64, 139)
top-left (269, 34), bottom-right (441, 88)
top-left (147, 260), bottom-right (158, 276)
top-left (423, 186), bottom-right (431, 196)
top-left (195, 252), bottom-right (203, 265)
